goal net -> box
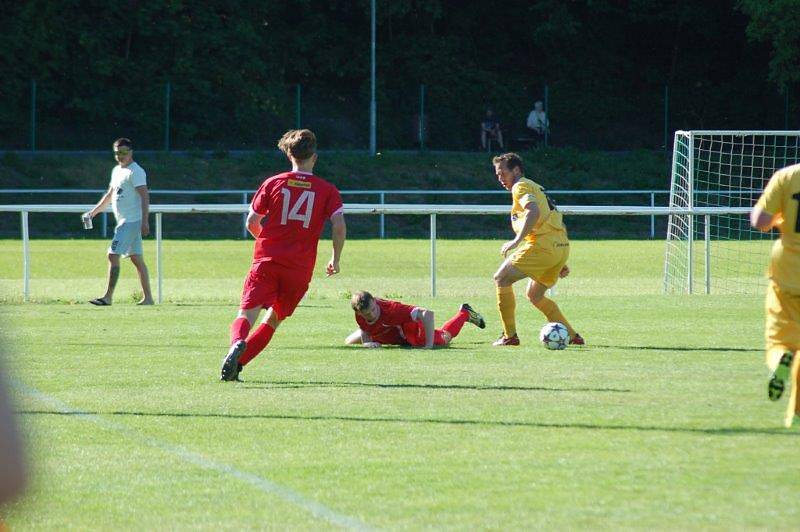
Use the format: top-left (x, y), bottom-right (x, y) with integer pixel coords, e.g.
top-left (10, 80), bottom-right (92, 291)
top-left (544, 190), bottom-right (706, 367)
top-left (663, 130), bottom-right (800, 294)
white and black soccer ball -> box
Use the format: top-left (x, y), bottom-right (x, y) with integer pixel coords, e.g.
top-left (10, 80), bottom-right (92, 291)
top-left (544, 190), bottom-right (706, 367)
top-left (539, 322), bottom-right (569, 350)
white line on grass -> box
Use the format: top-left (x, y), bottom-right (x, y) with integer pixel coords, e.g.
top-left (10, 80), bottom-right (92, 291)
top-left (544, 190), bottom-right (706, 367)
top-left (13, 380), bottom-right (373, 531)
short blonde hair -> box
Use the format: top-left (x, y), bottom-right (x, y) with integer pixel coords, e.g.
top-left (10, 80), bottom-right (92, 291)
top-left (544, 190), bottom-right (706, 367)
top-left (277, 129), bottom-right (316, 161)
top-left (492, 152), bottom-right (524, 173)
top-left (351, 290), bottom-right (375, 312)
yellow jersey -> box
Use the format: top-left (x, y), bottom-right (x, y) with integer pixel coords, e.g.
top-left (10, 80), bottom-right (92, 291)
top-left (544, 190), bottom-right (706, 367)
top-left (510, 177), bottom-right (567, 244)
top-left (756, 163), bottom-right (800, 292)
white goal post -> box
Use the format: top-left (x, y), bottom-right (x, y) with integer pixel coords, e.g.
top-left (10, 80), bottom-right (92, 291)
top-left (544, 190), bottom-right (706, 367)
top-left (663, 130), bottom-right (800, 295)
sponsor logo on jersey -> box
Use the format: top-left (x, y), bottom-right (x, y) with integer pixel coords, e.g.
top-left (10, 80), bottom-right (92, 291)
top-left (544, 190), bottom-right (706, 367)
top-left (288, 179), bottom-right (312, 189)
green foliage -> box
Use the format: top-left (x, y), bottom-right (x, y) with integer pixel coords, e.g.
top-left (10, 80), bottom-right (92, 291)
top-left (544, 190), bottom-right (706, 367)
top-left (0, 1), bottom-right (791, 150)
top-left (739, 0), bottom-right (800, 89)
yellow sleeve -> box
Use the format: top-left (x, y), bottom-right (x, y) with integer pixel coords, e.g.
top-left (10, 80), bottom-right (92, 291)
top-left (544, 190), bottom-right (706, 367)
top-left (512, 181), bottom-right (536, 209)
top-left (756, 170), bottom-right (786, 216)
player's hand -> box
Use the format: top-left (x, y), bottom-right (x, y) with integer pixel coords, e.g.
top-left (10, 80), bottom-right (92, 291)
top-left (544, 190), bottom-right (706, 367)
top-left (363, 341), bottom-right (381, 348)
top-left (559, 265), bottom-right (570, 278)
top-left (141, 221), bottom-right (150, 237)
top-left (500, 239), bottom-right (519, 257)
top-left (326, 260), bottom-right (340, 277)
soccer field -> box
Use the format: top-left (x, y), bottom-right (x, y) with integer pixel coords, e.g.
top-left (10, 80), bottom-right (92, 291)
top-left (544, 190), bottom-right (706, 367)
top-left (0, 239), bottom-right (797, 529)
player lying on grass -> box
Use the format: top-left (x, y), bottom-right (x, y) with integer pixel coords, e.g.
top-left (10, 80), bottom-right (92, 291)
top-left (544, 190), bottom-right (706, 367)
top-left (345, 291), bottom-right (486, 348)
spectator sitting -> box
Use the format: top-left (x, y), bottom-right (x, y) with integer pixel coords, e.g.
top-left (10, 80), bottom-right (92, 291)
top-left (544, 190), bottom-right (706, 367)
top-left (481, 109), bottom-right (504, 150)
top-left (526, 101), bottom-right (549, 147)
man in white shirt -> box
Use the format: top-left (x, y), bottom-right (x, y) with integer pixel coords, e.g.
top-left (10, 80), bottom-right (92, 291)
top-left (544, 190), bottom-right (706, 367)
top-left (526, 101), bottom-right (549, 147)
top-left (83, 138), bottom-right (154, 305)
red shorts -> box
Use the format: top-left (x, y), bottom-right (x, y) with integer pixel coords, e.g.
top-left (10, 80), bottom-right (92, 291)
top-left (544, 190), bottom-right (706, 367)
top-left (239, 261), bottom-right (311, 320)
top-left (401, 322), bottom-right (447, 347)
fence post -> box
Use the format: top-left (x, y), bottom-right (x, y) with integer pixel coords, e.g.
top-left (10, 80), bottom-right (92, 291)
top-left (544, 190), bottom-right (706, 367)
top-left (21, 211), bottom-right (29, 302)
top-left (663, 85), bottom-right (669, 151)
top-left (543, 84), bottom-right (549, 148)
top-left (295, 84), bottom-right (301, 128)
top-left (30, 80), bottom-right (36, 151)
top-left (430, 213), bottom-right (437, 297)
top-left (102, 212), bottom-right (108, 238)
top-left (379, 192), bottom-right (385, 238)
top-left (242, 192), bottom-right (248, 239)
top-left (687, 134), bottom-right (695, 294)
top-left (650, 192), bottom-right (655, 238)
top-left (164, 82), bottom-right (171, 152)
top-left (369, 0), bottom-right (377, 156)
top-left (704, 214), bottom-right (710, 295)
top-left (419, 84), bottom-right (425, 151)
top-left (156, 212), bottom-right (163, 304)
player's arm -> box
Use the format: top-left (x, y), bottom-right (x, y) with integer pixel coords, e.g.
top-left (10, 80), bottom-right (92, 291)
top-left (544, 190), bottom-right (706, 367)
top-left (136, 185), bottom-right (150, 236)
top-left (413, 308), bottom-right (436, 349)
top-left (750, 204), bottom-right (776, 232)
top-left (501, 203), bottom-right (539, 257)
top-left (86, 187), bottom-right (113, 218)
top-left (246, 208), bottom-right (265, 238)
top-left (326, 212), bottom-right (346, 276)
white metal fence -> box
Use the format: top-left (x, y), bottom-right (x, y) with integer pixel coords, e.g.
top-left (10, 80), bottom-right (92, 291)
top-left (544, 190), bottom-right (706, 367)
top-left (1, 188), bottom-right (672, 238)
top-left (0, 203), bottom-right (749, 302)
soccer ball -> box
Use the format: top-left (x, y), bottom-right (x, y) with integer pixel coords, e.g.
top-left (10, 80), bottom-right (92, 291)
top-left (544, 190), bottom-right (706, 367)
top-left (539, 322), bottom-right (569, 350)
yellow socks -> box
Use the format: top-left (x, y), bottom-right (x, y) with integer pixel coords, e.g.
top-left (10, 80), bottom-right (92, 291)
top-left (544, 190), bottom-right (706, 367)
top-left (534, 296), bottom-right (576, 338)
top-left (785, 354), bottom-right (800, 428)
top-left (496, 285), bottom-right (516, 337)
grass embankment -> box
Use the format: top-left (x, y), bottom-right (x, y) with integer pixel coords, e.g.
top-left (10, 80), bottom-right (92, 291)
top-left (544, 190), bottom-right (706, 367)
top-left (0, 148), bottom-right (670, 238)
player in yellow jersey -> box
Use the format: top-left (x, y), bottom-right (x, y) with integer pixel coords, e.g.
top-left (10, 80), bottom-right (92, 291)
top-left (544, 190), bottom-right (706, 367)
top-left (751, 163), bottom-right (800, 428)
top-left (491, 152), bottom-right (584, 346)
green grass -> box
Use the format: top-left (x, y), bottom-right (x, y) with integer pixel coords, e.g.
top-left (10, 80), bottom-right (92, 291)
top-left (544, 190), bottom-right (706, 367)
top-left (0, 239), bottom-right (797, 529)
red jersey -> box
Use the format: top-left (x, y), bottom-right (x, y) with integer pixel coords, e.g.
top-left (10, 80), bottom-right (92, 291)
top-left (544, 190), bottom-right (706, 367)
top-left (355, 299), bottom-right (421, 345)
top-left (250, 171), bottom-right (343, 273)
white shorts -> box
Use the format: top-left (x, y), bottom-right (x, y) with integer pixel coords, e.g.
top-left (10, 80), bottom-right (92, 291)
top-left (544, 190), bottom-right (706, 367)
top-left (109, 220), bottom-right (143, 257)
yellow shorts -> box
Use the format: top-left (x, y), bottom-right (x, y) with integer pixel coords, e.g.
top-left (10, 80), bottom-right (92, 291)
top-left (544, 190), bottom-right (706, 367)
top-left (510, 236), bottom-right (570, 287)
top-left (765, 280), bottom-right (800, 363)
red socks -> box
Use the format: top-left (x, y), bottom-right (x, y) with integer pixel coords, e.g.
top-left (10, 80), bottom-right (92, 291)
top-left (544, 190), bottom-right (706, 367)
top-left (239, 323), bottom-right (276, 366)
top-left (441, 310), bottom-right (469, 339)
top-left (230, 317), bottom-right (251, 345)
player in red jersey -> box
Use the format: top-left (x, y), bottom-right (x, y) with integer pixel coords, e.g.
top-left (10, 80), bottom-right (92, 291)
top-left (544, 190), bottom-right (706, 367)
top-left (221, 129), bottom-right (346, 381)
top-left (344, 291), bottom-right (486, 348)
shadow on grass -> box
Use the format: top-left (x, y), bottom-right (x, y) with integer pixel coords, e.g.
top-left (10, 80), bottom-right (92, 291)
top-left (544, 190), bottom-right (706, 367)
top-left (592, 344), bottom-right (761, 354)
top-left (18, 409), bottom-right (797, 437)
top-left (243, 380), bottom-right (631, 393)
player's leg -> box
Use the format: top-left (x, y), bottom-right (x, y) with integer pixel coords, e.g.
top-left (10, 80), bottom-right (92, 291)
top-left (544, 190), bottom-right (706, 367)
top-left (239, 308), bottom-right (283, 367)
top-left (433, 328), bottom-right (452, 347)
top-left (222, 266), bottom-right (274, 380)
top-left (492, 259), bottom-right (527, 345)
top-left (516, 240), bottom-right (583, 345)
top-left (784, 352), bottom-right (800, 428)
top-left (236, 264), bottom-right (309, 371)
top-left (95, 252), bottom-right (120, 304)
top-left (345, 329), bottom-right (364, 345)
top-left (764, 280), bottom-right (797, 402)
top-left (441, 303), bottom-right (485, 341)
top-left (766, 347), bottom-right (793, 402)
top-left (525, 280), bottom-right (579, 341)
top-left (221, 305), bottom-right (262, 381)
top-left (128, 254), bottom-right (153, 305)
